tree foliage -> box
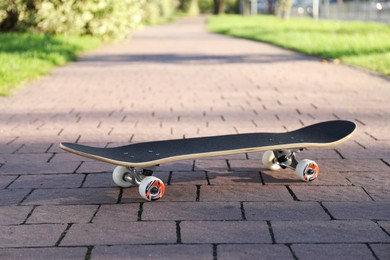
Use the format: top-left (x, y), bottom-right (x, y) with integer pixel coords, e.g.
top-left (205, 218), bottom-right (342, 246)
top-left (143, 0), bottom-right (179, 24)
top-left (0, 0), bottom-right (240, 38)
top-left (0, 0), bottom-right (181, 39)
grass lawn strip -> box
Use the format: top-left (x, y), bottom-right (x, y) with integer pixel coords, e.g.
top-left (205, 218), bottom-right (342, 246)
top-left (0, 33), bottom-right (101, 96)
top-left (208, 15), bottom-right (390, 76)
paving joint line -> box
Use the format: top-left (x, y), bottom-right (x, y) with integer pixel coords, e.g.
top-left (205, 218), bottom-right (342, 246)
top-left (88, 205), bottom-right (101, 223)
top-left (4, 175), bottom-right (21, 189)
top-left (21, 205), bottom-right (38, 225)
top-left (366, 243), bottom-right (380, 260)
top-left (54, 223), bottom-right (72, 247)
top-left (286, 243), bottom-right (299, 260)
top-left (212, 244), bottom-right (218, 260)
top-left (266, 221), bottom-right (276, 244)
top-left (285, 185), bottom-right (300, 201)
top-left (85, 246), bottom-right (94, 260)
top-left (176, 221), bottom-right (182, 244)
top-left (137, 202), bottom-right (144, 221)
top-left (195, 185), bottom-right (201, 202)
top-left (318, 202), bottom-right (335, 220)
top-left (240, 202), bottom-right (247, 221)
top-left (18, 188), bottom-right (35, 205)
top-left (380, 159), bottom-right (390, 168)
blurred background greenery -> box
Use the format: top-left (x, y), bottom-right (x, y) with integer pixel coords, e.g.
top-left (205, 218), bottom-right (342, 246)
top-left (0, 0), bottom-right (209, 95)
top-left (0, 0), bottom-right (388, 95)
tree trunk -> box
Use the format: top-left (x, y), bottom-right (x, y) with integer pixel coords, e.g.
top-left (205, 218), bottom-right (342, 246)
top-left (213, 0), bottom-right (225, 15)
top-left (276, 0), bottom-right (292, 19)
top-left (0, 8), bottom-right (19, 31)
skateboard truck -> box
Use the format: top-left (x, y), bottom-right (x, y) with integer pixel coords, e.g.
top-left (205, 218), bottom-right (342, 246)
top-left (273, 149), bottom-right (303, 169)
top-left (122, 167), bottom-right (154, 186)
top-left (262, 149), bottom-right (319, 182)
top-left (112, 166), bottom-right (164, 201)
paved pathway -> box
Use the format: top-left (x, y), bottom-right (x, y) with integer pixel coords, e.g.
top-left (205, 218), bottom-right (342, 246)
top-left (0, 17), bottom-right (389, 259)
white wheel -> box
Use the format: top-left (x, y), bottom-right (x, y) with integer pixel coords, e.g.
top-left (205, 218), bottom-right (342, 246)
top-left (295, 159), bottom-right (319, 182)
top-left (112, 166), bottom-right (133, 187)
top-left (262, 151), bottom-right (282, 170)
top-left (139, 176), bottom-right (165, 201)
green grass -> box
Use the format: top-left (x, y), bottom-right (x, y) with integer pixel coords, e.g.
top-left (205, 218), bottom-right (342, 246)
top-left (208, 15), bottom-right (390, 75)
top-left (0, 33), bottom-right (101, 96)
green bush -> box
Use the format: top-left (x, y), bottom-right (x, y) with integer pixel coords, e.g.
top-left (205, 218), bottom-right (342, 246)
top-left (0, 0), bottom-right (181, 39)
top-left (143, 0), bottom-right (179, 24)
top-left (36, 0), bottom-right (146, 39)
top-left (179, 0), bottom-right (200, 15)
top-left (199, 0), bottom-right (213, 13)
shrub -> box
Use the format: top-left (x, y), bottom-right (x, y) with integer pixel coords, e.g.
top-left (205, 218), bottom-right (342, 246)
top-left (143, 0), bottom-right (179, 24)
top-left (0, 0), bottom-right (179, 39)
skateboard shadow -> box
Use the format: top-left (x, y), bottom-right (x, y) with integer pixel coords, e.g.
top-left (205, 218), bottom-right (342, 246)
top-left (259, 170), bottom-right (302, 184)
top-left (192, 167), bottom-right (300, 185)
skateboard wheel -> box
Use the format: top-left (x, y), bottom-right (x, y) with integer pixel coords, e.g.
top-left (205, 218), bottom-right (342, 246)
top-left (139, 176), bottom-right (165, 201)
top-left (262, 151), bottom-right (282, 170)
top-left (112, 166), bottom-right (133, 187)
top-left (295, 159), bottom-right (319, 182)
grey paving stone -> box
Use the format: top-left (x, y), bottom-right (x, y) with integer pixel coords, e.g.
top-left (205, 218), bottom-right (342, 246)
top-left (0, 161), bottom-right (80, 175)
top-left (14, 143), bottom-right (53, 154)
top-left (207, 170), bottom-right (262, 185)
top-left (27, 205), bottom-right (98, 224)
top-left (262, 169), bottom-right (351, 185)
top-left (291, 244), bottom-right (375, 260)
top-left (0, 144), bottom-right (19, 154)
top-left (22, 188), bottom-right (119, 205)
top-left (0, 154), bottom-right (52, 164)
top-left (200, 185), bottom-right (293, 202)
top-left (290, 186), bottom-right (373, 201)
top-left (272, 220), bottom-right (390, 243)
top-left (8, 174), bottom-right (84, 189)
top-left (142, 202), bottom-right (242, 221)
top-left (50, 151), bottom-right (93, 163)
top-left (0, 189), bottom-right (31, 206)
top-left (181, 221), bottom-right (271, 243)
top-left (0, 224), bottom-right (66, 247)
top-left (76, 161), bottom-right (113, 174)
top-left (218, 244), bottom-right (294, 260)
top-left (324, 202), bottom-right (390, 220)
top-left (245, 201), bottom-right (330, 221)
top-left (342, 171), bottom-right (390, 188)
top-left (363, 186), bottom-right (390, 202)
top-left (82, 173), bottom-right (116, 188)
top-left (228, 159), bottom-right (263, 172)
top-left (0, 206), bottom-right (33, 225)
top-left (92, 204), bottom-right (139, 222)
top-left (158, 161), bottom-right (194, 171)
top-left (61, 221), bottom-right (176, 246)
top-left (370, 244), bottom-right (390, 260)
top-left (92, 245), bottom-right (213, 260)
top-left (195, 159), bottom-right (229, 171)
top-left (0, 247), bottom-right (87, 260)
top-left (169, 171), bottom-right (208, 185)
top-left (319, 159), bottom-right (390, 172)
top-left (0, 175), bottom-right (17, 189)
top-left (378, 221), bottom-right (390, 235)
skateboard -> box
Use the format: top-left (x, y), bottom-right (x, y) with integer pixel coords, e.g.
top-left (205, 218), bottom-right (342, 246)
top-left (60, 120), bottom-right (356, 201)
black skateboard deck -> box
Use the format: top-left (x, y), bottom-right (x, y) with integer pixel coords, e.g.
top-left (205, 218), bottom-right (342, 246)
top-left (60, 120), bottom-right (357, 168)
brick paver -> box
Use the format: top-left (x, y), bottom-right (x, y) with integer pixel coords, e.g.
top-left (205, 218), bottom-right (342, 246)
top-left (0, 16), bottom-right (389, 259)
